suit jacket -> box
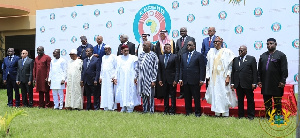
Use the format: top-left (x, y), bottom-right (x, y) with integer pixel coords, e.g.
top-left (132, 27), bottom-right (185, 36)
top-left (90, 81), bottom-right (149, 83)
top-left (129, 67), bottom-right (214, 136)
top-left (3, 55), bottom-right (20, 80)
top-left (231, 55), bottom-right (257, 89)
top-left (16, 58), bottom-right (34, 83)
top-left (117, 41), bottom-right (135, 56)
top-left (77, 43), bottom-right (94, 60)
top-left (93, 43), bottom-right (106, 61)
top-left (175, 36), bottom-right (195, 57)
top-left (201, 36), bottom-right (216, 61)
top-left (81, 56), bottom-right (100, 85)
top-left (157, 53), bottom-right (179, 84)
top-left (179, 51), bottom-right (205, 85)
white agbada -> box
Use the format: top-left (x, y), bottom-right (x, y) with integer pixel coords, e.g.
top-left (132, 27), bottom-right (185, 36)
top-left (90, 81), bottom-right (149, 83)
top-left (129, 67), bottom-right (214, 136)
top-left (65, 59), bottom-right (83, 109)
top-left (48, 58), bottom-right (67, 89)
top-left (205, 48), bottom-right (237, 114)
top-left (100, 54), bottom-right (117, 110)
top-left (115, 55), bottom-right (141, 107)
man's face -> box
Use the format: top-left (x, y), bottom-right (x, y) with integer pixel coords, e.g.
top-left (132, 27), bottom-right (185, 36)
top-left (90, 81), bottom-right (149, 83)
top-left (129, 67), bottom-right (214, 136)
top-left (21, 50), bottom-right (28, 59)
top-left (160, 33), bottom-right (166, 40)
top-left (180, 28), bottom-right (187, 37)
top-left (7, 48), bottom-right (14, 56)
top-left (143, 42), bottom-right (151, 52)
top-left (164, 45), bottom-right (171, 54)
top-left (122, 48), bottom-right (129, 56)
top-left (81, 39), bottom-right (87, 45)
top-left (85, 48), bottom-right (93, 57)
top-left (69, 54), bottom-right (77, 60)
top-left (96, 36), bottom-right (103, 44)
top-left (37, 47), bottom-right (44, 55)
top-left (238, 47), bottom-right (247, 57)
top-left (105, 47), bottom-right (111, 55)
top-left (53, 50), bottom-right (60, 58)
top-left (142, 35), bottom-right (148, 41)
top-left (208, 27), bottom-right (216, 37)
top-left (187, 41), bottom-right (195, 52)
top-left (267, 41), bottom-right (276, 52)
top-left (213, 37), bottom-right (222, 49)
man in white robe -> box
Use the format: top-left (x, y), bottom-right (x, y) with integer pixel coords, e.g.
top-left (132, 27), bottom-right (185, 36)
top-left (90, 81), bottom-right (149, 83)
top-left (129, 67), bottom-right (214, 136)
top-left (99, 45), bottom-right (117, 111)
top-left (48, 49), bottom-right (67, 109)
top-left (114, 45), bottom-right (140, 113)
top-left (65, 49), bottom-right (83, 109)
top-left (136, 41), bottom-right (158, 113)
top-left (205, 36), bottom-right (237, 116)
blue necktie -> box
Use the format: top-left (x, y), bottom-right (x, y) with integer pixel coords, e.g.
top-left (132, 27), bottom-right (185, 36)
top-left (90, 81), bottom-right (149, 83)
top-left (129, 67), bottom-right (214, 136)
top-left (87, 58), bottom-right (90, 67)
top-left (164, 54), bottom-right (169, 68)
top-left (22, 59), bottom-right (25, 66)
top-left (187, 52), bottom-right (192, 64)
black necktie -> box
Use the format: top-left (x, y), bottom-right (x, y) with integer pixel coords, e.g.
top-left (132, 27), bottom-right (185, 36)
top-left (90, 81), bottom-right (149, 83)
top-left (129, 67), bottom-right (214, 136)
top-left (239, 57), bottom-right (243, 66)
top-left (164, 54), bottom-right (170, 68)
top-left (87, 58), bottom-right (90, 67)
top-left (8, 56), bottom-right (12, 63)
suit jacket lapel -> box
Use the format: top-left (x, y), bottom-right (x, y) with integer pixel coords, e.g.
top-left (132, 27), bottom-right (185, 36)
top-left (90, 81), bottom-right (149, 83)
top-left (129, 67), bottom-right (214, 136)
top-left (239, 56), bottom-right (247, 70)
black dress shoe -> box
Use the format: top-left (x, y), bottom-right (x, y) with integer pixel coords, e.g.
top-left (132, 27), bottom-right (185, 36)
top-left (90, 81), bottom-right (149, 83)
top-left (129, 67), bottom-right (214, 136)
top-left (169, 113), bottom-right (175, 115)
top-left (248, 117), bottom-right (254, 120)
top-left (177, 95), bottom-right (184, 99)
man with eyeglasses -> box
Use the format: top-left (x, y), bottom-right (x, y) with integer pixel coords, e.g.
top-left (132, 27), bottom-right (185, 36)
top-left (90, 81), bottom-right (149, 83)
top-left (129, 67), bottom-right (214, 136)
top-left (257, 38), bottom-right (288, 119)
top-left (77, 35), bottom-right (93, 60)
top-left (231, 45), bottom-right (257, 120)
top-left (179, 41), bottom-right (205, 117)
top-left (136, 33), bottom-right (155, 57)
top-left (16, 50), bottom-right (34, 107)
top-left (205, 36), bottom-right (237, 117)
top-left (3, 48), bottom-right (20, 107)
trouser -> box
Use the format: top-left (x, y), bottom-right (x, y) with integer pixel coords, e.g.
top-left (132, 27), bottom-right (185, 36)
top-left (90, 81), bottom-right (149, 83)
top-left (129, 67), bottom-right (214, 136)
top-left (163, 82), bottom-right (176, 113)
top-left (39, 91), bottom-right (50, 108)
top-left (20, 82), bottom-right (33, 107)
top-left (93, 83), bottom-right (101, 110)
top-left (236, 85), bottom-right (255, 118)
top-left (52, 89), bottom-right (64, 109)
top-left (84, 84), bottom-right (94, 110)
top-left (263, 95), bottom-right (282, 117)
top-left (142, 88), bottom-right (155, 113)
top-left (6, 75), bottom-right (20, 107)
top-left (184, 84), bottom-right (201, 116)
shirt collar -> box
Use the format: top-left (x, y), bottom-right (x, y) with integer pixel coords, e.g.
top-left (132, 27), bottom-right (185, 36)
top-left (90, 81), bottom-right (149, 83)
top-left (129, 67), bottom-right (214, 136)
top-left (23, 57), bottom-right (28, 60)
top-left (88, 55), bottom-right (94, 60)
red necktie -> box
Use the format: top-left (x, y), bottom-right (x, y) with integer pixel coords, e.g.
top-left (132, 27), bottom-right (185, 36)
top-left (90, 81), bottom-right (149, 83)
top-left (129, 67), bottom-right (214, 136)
top-left (181, 38), bottom-right (184, 47)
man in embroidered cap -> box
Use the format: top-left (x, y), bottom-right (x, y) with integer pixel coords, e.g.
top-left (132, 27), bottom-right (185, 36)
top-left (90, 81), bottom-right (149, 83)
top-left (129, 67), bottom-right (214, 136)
top-left (136, 33), bottom-right (155, 57)
top-left (99, 45), bottom-right (117, 111)
top-left (77, 35), bottom-right (93, 60)
top-left (258, 38), bottom-right (288, 119)
top-left (115, 45), bottom-right (140, 112)
top-left (117, 34), bottom-right (135, 56)
top-left (65, 49), bottom-right (83, 110)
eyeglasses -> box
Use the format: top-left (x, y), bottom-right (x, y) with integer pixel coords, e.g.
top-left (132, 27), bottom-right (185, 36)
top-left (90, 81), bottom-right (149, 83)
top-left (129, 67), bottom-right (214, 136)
top-left (208, 30), bottom-right (215, 32)
top-left (123, 50), bottom-right (129, 52)
top-left (266, 42), bottom-right (274, 45)
top-left (187, 44), bottom-right (194, 46)
top-left (238, 50), bottom-right (244, 52)
top-left (213, 41), bottom-right (221, 44)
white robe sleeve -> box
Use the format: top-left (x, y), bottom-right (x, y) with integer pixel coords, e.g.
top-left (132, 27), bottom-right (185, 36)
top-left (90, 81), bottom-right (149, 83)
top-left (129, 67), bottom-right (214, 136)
top-left (62, 59), bottom-right (67, 81)
top-left (100, 56), bottom-right (104, 79)
top-left (48, 61), bottom-right (53, 81)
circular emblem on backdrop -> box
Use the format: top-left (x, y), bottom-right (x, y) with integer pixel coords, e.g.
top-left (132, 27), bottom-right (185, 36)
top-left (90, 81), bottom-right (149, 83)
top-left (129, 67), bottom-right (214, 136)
top-left (94, 9), bottom-right (100, 17)
top-left (71, 36), bottom-right (77, 43)
top-left (71, 11), bottom-right (77, 19)
top-left (83, 23), bottom-right (89, 30)
top-left (187, 14), bottom-right (195, 23)
top-left (133, 4), bottom-right (171, 44)
top-left (118, 7), bottom-right (124, 14)
top-left (94, 35), bottom-right (98, 42)
top-left (223, 42), bottom-right (227, 48)
top-left (50, 13), bottom-right (55, 20)
top-left (40, 26), bottom-right (45, 33)
top-left (50, 37), bottom-right (56, 44)
top-left (202, 27), bottom-right (209, 36)
top-left (218, 11), bottom-right (227, 20)
top-left (61, 25), bottom-right (67, 32)
top-left (201, 0), bottom-right (209, 6)
top-left (172, 1), bottom-right (179, 10)
top-left (235, 25), bottom-right (244, 34)
top-left (271, 22), bottom-right (281, 32)
top-left (294, 73), bottom-right (299, 82)
top-left (254, 7), bottom-right (263, 17)
top-left (254, 41), bottom-right (263, 50)
top-left (61, 49), bottom-right (67, 56)
top-left (172, 30), bottom-right (179, 38)
top-left (292, 4), bottom-right (299, 14)
top-left (106, 21), bottom-right (112, 28)
top-left (292, 39), bottom-right (299, 49)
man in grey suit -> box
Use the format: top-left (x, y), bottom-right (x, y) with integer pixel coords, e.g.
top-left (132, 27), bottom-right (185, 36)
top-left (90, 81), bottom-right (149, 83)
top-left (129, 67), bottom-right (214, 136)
top-left (175, 27), bottom-right (195, 99)
top-left (16, 50), bottom-right (34, 107)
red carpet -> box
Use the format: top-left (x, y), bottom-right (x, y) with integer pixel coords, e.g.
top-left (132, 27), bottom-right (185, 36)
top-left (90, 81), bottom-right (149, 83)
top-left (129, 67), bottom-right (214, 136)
top-left (18, 84), bottom-right (297, 117)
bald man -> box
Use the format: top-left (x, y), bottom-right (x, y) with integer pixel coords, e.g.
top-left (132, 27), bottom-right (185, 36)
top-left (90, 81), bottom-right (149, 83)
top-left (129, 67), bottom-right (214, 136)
top-left (231, 45), bottom-right (257, 120)
top-left (93, 35), bottom-right (106, 60)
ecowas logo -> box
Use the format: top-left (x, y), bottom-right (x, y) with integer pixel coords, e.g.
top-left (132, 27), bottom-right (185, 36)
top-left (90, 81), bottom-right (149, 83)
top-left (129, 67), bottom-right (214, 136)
top-left (118, 7), bottom-right (124, 14)
top-left (71, 11), bottom-right (77, 19)
top-left (83, 23), bottom-right (89, 30)
top-left (61, 49), bottom-right (67, 56)
top-left (50, 37), bottom-right (56, 44)
top-left (292, 4), bottom-right (299, 14)
top-left (71, 36), bottom-right (77, 43)
top-left (294, 73), bottom-right (298, 82)
top-left (254, 7), bottom-right (263, 17)
top-left (218, 11), bottom-right (227, 20)
top-left (94, 35), bottom-right (98, 42)
top-left (202, 27), bottom-right (209, 36)
top-left (201, 0), bottom-right (209, 6)
top-left (172, 30), bottom-right (179, 38)
top-left (40, 26), bottom-right (45, 33)
top-left (235, 25), bottom-right (243, 34)
top-left (172, 1), bottom-right (179, 10)
top-left (271, 22), bottom-right (281, 32)
top-left (222, 42), bottom-right (227, 48)
top-left (106, 21), bottom-right (112, 28)
top-left (61, 25), bottom-right (67, 32)
top-left (50, 13), bottom-right (55, 20)
top-left (187, 14), bottom-right (195, 23)
top-left (133, 4), bottom-right (171, 44)
top-left (292, 39), bottom-right (299, 49)
top-left (254, 41), bottom-right (263, 50)
top-left (94, 9), bottom-right (100, 17)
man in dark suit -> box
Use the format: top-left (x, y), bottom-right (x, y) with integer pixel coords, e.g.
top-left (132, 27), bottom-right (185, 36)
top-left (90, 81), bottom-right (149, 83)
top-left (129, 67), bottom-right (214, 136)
top-left (158, 44), bottom-right (179, 115)
top-left (179, 41), bottom-right (205, 117)
top-left (80, 48), bottom-right (100, 110)
top-left (2, 48), bottom-right (20, 107)
top-left (93, 35), bottom-right (106, 61)
top-left (176, 27), bottom-right (195, 99)
top-left (117, 34), bottom-right (135, 55)
top-left (16, 50), bottom-right (34, 107)
top-left (77, 36), bottom-right (93, 60)
top-left (231, 45), bottom-right (257, 120)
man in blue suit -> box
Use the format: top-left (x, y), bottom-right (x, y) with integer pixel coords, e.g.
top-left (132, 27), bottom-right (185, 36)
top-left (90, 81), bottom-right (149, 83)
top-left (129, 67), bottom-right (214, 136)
top-left (80, 48), bottom-right (100, 110)
top-left (201, 27), bottom-right (216, 62)
top-left (93, 35), bottom-right (106, 60)
top-left (2, 48), bottom-right (20, 107)
top-left (179, 41), bottom-right (205, 117)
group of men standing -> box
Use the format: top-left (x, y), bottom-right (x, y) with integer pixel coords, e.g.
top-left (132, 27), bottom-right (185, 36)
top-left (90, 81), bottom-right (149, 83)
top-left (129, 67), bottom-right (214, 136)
top-left (2, 27), bottom-right (288, 120)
